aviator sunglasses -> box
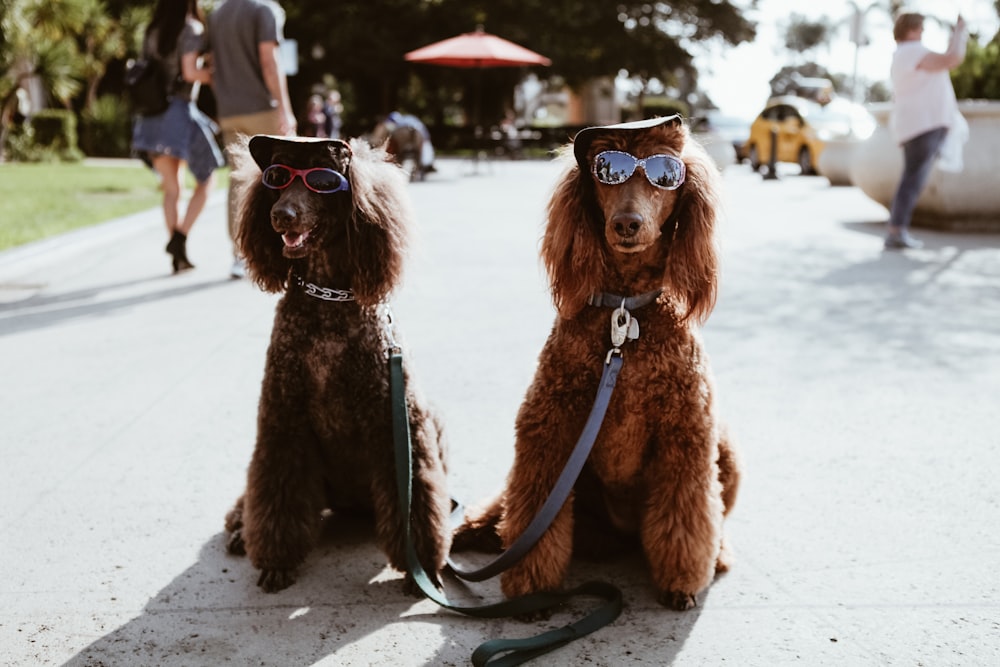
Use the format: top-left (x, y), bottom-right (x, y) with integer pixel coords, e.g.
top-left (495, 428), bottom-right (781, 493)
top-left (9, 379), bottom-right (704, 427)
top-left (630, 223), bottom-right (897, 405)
top-left (592, 150), bottom-right (686, 190)
top-left (261, 164), bottom-right (350, 194)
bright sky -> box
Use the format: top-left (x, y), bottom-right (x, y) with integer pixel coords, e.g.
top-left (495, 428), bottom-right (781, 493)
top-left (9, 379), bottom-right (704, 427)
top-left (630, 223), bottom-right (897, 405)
top-left (695, 0), bottom-right (1000, 117)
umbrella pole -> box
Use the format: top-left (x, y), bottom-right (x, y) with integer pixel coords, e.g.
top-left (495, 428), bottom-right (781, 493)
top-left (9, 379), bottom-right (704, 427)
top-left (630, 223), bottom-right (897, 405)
top-left (471, 68), bottom-right (490, 175)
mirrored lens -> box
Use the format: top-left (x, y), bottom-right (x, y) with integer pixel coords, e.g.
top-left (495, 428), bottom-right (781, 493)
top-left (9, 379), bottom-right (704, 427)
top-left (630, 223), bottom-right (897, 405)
top-left (644, 156), bottom-right (685, 189)
top-left (304, 169), bottom-right (346, 193)
top-left (593, 152), bottom-right (636, 185)
top-left (593, 151), bottom-right (685, 190)
top-left (262, 165), bottom-right (293, 188)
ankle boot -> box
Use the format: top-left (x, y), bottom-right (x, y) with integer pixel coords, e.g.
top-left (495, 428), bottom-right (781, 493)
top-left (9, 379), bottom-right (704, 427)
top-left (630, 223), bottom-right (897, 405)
top-left (166, 230), bottom-right (184, 256)
top-left (168, 231), bottom-right (195, 273)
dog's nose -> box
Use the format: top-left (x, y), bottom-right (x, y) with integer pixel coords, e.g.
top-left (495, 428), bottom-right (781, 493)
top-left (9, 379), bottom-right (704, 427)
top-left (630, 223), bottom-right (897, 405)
top-left (612, 212), bottom-right (642, 237)
top-left (271, 204), bottom-right (297, 228)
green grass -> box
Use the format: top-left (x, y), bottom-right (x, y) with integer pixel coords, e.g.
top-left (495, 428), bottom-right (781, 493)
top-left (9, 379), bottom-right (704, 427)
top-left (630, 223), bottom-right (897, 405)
top-left (0, 161), bottom-right (228, 251)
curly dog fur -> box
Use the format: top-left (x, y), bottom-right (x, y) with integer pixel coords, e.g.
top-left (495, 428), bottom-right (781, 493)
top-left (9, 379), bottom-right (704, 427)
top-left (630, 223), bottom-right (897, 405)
top-left (223, 135), bottom-right (450, 593)
top-left (454, 117), bottom-right (741, 610)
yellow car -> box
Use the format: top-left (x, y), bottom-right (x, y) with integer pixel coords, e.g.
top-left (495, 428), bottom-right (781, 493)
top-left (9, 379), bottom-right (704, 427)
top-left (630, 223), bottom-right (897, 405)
top-left (745, 96), bottom-right (876, 175)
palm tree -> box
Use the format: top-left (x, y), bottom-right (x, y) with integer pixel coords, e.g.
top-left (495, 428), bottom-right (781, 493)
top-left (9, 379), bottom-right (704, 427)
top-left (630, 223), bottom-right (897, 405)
top-left (0, 0), bottom-right (131, 160)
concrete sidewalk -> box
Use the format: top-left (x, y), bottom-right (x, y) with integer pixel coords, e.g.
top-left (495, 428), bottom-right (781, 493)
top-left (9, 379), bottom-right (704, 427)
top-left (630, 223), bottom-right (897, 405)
top-left (1, 157), bottom-right (998, 666)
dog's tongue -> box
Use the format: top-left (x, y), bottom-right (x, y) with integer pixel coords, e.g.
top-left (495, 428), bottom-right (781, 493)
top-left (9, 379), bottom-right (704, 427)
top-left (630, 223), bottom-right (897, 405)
top-left (282, 230), bottom-right (310, 248)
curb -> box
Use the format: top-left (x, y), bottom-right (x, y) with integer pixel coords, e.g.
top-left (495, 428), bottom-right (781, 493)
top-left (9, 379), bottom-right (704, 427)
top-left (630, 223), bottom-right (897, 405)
top-left (0, 189), bottom-right (227, 273)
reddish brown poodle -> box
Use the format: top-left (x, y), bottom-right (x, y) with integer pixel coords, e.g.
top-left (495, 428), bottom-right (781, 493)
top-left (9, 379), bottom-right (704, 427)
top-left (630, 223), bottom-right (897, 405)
top-left (223, 135), bottom-right (450, 593)
top-left (455, 116), bottom-right (741, 610)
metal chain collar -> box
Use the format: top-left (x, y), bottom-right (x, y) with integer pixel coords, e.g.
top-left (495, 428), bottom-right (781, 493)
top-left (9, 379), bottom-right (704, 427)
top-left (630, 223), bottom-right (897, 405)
top-left (293, 274), bottom-right (356, 302)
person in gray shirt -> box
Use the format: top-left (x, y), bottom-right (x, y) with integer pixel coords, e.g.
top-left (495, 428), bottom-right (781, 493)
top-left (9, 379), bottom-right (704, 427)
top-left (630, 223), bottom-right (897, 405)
top-left (207, 0), bottom-right (296, 278)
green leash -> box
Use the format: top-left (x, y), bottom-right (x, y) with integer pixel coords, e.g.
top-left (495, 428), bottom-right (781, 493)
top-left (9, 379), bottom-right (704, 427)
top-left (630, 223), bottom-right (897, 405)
top-left (389, 352), bottom-right (623, 666)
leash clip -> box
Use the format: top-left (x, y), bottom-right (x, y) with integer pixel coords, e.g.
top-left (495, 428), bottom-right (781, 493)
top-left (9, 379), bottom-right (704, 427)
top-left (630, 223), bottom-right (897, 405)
top-left (610, 299), bottom-right (640, 349)
top-left (383, 305), bottom-right (402, 356)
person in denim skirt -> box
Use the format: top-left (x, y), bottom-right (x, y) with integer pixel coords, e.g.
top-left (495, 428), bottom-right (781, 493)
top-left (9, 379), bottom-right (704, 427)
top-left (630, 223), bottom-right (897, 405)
top-left (131, 0), bottom-right (225, 273)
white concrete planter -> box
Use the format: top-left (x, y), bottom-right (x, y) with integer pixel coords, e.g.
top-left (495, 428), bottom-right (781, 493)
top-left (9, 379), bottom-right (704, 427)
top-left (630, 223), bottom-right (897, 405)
top-left (692, 132), bottom-right (737, 171)
top-left (816, 138), bottom-right (860, 186)
top-left (849, 100), bottom-right (1000, 231)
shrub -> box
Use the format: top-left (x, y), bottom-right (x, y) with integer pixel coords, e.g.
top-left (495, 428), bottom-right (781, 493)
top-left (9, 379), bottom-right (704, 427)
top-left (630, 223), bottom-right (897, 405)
top-left (81, 95), bottom-right (133, 158)
top-left (9, 109), bottom-right (84, 162)
top-left (641, 97), bottom-right (690, 119)
top-left (951, 36), bottom-right (1000, 100)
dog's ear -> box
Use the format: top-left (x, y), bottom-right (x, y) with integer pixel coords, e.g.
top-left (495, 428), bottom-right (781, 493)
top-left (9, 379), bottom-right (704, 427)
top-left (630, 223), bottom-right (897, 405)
top-left (542, 150), bottom-right (608, 318)
top-left (663, 133), bottom-right (721, 324)
top-left (342, 139), bottom-right (410, 305)
top-left (237, 183), bottom-right (290, 292)
top-left (231, 138), bottom-right (291, 292)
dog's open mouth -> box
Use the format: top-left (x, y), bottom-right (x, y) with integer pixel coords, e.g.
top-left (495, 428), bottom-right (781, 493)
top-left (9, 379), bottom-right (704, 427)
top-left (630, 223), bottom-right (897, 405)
top-left (280, 228), bottom-right (314, 257)
top-left (283, 229), bottom-right (310, 248)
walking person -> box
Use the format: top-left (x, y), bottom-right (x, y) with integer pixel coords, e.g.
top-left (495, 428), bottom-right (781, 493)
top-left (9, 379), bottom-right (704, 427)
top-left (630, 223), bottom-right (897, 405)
top-left (131, 0), bottom-right (225, 274)
top-left (303, 94), bottom-right (328, 137)
top-left (323, 89), bottom-right (343, 140)
top-left (885, 12), bottom-right (968, 250)
top-left (207, 0), bottom-right (296, 278)
top-left (387, 111), bottom-right (436, 173)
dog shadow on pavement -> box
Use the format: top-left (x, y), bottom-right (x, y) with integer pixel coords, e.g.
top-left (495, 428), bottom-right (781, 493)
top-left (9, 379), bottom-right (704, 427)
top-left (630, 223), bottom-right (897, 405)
top-left (0, 275), bottom-right (236, 337)
top-left (62, 512), bottom-right (704, 666)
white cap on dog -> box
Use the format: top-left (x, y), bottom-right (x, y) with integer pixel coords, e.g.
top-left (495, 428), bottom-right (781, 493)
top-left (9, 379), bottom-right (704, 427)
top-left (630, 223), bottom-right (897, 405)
top-left (572, 115), bottom-right (682, 172)
top-left (248, 135), bottom-right (351, 171)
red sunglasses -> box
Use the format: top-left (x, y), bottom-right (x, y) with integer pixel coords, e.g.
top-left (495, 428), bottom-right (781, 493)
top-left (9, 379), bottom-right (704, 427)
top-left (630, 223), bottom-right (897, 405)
top-left (261, 164), bottom-right (350, 194)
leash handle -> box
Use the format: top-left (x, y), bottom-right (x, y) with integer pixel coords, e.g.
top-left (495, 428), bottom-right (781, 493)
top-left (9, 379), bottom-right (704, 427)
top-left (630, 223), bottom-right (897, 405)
top-left (390, 353), bottom-right (623, 666)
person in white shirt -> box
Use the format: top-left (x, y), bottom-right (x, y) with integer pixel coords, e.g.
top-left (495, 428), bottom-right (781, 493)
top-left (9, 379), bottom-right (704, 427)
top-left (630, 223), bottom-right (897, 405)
top-left (886, 12), bottom-right (967, 250)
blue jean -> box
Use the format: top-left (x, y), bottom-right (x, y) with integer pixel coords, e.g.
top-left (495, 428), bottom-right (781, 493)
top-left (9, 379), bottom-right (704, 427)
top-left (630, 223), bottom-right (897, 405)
top-left (888, 126), bottom-right (948, 231)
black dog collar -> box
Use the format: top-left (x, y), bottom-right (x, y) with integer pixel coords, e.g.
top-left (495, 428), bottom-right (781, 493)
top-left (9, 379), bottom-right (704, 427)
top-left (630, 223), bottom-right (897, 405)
top-left (587, 289), bottom-right (662, 310)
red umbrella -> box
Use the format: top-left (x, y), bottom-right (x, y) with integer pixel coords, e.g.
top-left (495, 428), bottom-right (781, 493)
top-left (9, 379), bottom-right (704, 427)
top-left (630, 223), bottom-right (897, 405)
top-left (405, 27), bottom-right (550, 135)
top-left (404, 27), bottom-right (551, 68)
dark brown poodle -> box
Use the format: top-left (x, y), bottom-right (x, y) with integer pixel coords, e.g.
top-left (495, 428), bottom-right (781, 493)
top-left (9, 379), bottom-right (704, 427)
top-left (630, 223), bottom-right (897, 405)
top-left (455, 116), bottom-right (741, 610)
top-left (224, 135), bottom-right (450, 593)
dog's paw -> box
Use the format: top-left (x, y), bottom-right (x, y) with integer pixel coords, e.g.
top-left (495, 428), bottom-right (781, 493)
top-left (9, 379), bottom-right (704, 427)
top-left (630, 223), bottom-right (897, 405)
top-left (402, 574), bottom-right (421, 597)
top-left (225, 529), bottom-right (246, 556)
top-left (257, 568), bottom-right (296, 593)
top-left (224, 496), bottom-right (245, 534)
top-left (715, 538), bottom-right (735, 575)
top-left (452, 520), bottom-right (503, 553)
top-left (501, 572), bottom-right (565, 621)
top-left (658, 589), bottom-right (698, 611)
top-left (401, 570), bottom-right (442, 597)
top-left (401, 573), bottom-right (431, 597)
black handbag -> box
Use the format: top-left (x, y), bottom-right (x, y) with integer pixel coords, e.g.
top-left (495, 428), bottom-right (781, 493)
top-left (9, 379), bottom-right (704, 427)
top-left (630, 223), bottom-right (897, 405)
top-left (124, 56), bottom-right (169, 117)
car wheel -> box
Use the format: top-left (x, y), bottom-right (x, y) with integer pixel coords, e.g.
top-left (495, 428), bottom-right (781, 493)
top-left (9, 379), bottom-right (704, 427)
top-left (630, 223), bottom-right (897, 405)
top-left (798, 146), bottom-right (814, 175)
top-left (748, 144), bottom-right (761, 171)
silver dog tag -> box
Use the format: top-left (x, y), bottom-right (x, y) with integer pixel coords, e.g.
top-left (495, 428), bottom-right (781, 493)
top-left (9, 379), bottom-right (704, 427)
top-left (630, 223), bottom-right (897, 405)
top-left (627, 317), bottom-right (640, 341)
top-left (611, 308), bottom-right (630, 347)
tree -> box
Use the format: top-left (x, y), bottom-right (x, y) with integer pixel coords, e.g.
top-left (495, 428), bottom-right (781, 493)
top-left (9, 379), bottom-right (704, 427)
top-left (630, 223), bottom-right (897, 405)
top-left (768, 63), bottom-right (836, 98)
top-left (285, 0), bottom-right (757, 129)
top-left (952, 31), bottom-right (1000, 100)
top-left (3, 0), bottom-right (761, 158)
top-left (75, 0), bottom-right (134, 108)
top-left (435, 0), bottom-right (756, 116)
top-left (285, 0), bottom-right (431, 128)
top-left (1, 0), bottom-right (87, 158)
top-left (784, 13), bottom-right (835, 57)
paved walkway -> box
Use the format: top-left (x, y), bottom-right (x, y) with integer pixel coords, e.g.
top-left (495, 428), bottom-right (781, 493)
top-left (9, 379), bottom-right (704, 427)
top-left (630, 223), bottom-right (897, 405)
top-left (1, 157), bottom-right (999, 666)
